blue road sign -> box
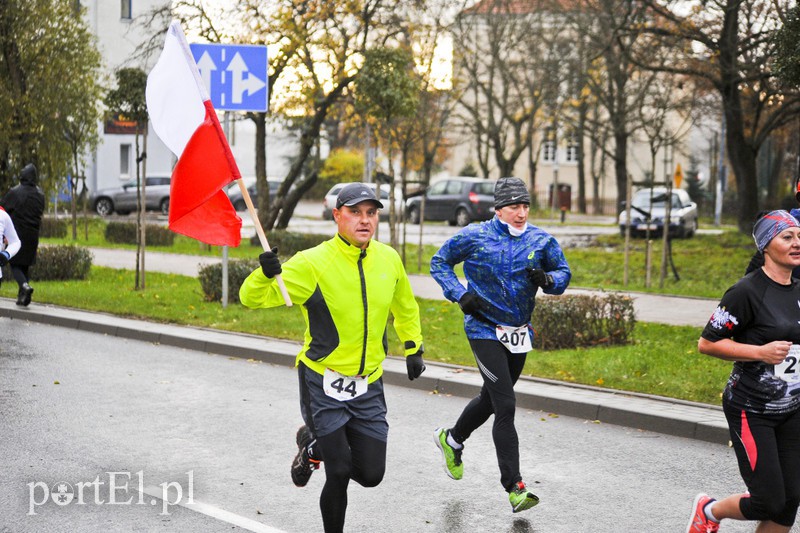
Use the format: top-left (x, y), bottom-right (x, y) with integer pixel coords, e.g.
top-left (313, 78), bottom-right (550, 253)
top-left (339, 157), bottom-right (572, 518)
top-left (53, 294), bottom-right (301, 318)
top-left (189, 43), bottom-right (268, 112)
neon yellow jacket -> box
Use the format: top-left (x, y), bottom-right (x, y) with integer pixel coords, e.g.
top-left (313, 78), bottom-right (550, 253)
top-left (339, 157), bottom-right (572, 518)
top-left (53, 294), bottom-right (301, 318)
top-left (240, 235), bottom-right (423, 383)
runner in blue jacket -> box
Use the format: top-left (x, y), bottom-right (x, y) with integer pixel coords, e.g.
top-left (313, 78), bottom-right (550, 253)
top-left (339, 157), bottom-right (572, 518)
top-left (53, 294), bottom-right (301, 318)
top-left (430, 176), bottom-right (571, 513)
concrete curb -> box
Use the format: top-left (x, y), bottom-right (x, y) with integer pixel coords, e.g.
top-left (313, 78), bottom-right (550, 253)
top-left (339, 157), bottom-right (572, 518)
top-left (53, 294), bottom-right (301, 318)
top-left (0, 298), bottom-right (729, 445)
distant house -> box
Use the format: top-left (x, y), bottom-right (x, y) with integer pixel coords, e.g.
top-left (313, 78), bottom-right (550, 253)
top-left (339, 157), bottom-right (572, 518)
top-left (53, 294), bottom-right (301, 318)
top-left (443, 0), bottom-right (703, 214)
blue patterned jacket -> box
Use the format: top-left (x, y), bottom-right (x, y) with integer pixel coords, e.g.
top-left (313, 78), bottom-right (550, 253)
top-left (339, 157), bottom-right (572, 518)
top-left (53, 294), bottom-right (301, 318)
top-left (430, 216), bottom-right (571, 340)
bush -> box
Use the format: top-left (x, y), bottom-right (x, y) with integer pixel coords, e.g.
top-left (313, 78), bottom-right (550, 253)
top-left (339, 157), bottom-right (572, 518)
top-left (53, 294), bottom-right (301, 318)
top-left (198, 259), bottom-right (259, 303)
top-left (105, 221), bottom-right (175, 246)
top-left (533, 293), bottom-right (636, 350)
top-left (40, 217), bottom-right (67, 238)
top-left (249, 230), bottom-right (328, 257)
top-left (6, 245), bottom-right (94, 281)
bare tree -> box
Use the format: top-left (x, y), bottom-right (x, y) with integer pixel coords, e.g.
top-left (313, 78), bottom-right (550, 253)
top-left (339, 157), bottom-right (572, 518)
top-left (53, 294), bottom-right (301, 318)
top-left (451, 0), bottom-right (567, 188)
top-left (568, 0), bottom-right (656, 215)
top-left (636, 0), bottom-right (800, 232)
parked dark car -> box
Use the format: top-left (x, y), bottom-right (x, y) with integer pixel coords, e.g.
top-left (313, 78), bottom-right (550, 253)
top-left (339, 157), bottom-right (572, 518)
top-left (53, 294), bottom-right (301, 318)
top-left (405, 177), bottom-right (496, 226)
top-left (618, 187), bottom-right (698, 238)
top-left (227, 178), bottom-right (282, 211)
top-left (90, 175), bottom-right (171, 216)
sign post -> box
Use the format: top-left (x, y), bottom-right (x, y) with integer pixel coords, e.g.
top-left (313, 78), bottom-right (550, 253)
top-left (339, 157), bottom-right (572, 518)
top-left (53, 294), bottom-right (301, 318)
top-left (189, 43), bottom-right (271, 307)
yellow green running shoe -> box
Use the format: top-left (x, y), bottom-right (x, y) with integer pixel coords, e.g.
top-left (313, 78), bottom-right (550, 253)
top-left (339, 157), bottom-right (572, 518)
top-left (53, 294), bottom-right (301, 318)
top-left (509, 481), bottom-right (540, 513)
top-left (433, 427), bottom-right (463, 480)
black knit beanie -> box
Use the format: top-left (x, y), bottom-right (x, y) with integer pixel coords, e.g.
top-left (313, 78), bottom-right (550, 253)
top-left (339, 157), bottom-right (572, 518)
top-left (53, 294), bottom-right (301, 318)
top-left (494, 177), bottom-right (530, 209)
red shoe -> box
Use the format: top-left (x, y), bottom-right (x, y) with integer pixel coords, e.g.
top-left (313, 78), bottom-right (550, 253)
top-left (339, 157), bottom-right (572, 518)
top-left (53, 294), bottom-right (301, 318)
top-left (686, 493), bottom-right (719, 533)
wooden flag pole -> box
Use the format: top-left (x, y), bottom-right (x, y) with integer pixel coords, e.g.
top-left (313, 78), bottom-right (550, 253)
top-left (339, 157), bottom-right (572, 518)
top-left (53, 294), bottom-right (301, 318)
top-left (236, 178), bottom-right (292, 307)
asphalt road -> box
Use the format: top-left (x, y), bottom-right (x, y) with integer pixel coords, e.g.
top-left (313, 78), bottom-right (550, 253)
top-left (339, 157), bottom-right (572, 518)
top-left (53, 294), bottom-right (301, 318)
top-left (1, 319), bottom-right (790, 533)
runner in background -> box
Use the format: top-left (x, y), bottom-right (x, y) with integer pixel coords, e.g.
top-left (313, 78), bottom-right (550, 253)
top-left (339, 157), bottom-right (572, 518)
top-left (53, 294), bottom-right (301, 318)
top-left (429, 176), bottom-right (571, 513)
top-left (690, 210), bottom-right (800, 533)
top-left (0, 206), bottom-right (21, 288)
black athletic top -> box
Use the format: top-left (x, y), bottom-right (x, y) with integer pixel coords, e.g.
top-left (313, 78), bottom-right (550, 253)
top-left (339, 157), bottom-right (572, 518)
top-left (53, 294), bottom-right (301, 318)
top-left (702, 268), bottom-right (800, 414)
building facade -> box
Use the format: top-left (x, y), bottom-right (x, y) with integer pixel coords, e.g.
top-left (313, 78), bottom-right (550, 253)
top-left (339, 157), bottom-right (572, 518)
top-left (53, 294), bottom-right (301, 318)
top-left (80, 0), bottom-right (293, 196)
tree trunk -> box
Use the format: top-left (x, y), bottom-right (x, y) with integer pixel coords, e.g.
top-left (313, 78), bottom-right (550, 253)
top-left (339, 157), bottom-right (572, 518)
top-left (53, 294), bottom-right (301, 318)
top-left (265, 80), bottom-right (350, 230)
top-left (275, 172), bottom-right (318, 228)
top-left (577, 102), bottom-right (587, 213)
top-left (614, 130), bottom-right (628, 215)
top-left (716, 0), bottom-right (758, 233)
top-left (724, 100), bottom-right (759, 232)
top-left (252, 112), bottom-right (269, 228)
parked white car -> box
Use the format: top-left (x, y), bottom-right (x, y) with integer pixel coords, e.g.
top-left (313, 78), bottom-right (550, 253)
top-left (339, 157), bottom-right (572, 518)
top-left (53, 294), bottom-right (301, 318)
top-left (322, 182), bottom-right (404, 221)
top-left (618, 187), bottom-right (698, 238)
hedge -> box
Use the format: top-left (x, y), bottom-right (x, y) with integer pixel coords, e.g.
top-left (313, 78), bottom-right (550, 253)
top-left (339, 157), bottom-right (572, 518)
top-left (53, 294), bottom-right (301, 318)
top-left (533, 293), bottom-right (636, 350)
top-left (1, 245), bottom-right (93, 281)
top-left (198, 259), bottom-right (259, 303)
top-left (105, 221), bottom-right (175, 246)
top-left (39, 218), bottom-right (67, 238)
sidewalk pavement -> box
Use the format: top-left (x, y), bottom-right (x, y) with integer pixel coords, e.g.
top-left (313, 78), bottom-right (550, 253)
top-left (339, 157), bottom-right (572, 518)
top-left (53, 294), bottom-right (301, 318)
top-left (0, 247), bottom-right (729, 446)
top-left (88, 247), bottom-right (718, 327)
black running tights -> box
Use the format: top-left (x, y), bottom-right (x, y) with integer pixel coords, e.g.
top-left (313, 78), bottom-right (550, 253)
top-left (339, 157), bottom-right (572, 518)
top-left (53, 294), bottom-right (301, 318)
top-left (451, 338), bottom-right (527, 491)
top-left (11, 265), bottom-right (28, 288)
top-left (316, 424), bottom-right (386, 533)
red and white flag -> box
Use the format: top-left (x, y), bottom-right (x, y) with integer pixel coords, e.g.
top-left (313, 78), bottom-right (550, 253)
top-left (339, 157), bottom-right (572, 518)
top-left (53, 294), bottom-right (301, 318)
top-left (146, 21), bottom-right (242, 246)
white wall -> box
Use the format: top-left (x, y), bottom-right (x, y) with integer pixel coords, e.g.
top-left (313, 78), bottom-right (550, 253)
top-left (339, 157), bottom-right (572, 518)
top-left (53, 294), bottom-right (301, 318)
top-left (81, 0), bottom-right (296, 194)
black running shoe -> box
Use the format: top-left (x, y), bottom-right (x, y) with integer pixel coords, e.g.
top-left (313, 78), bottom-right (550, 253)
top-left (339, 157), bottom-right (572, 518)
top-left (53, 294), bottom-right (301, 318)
top-left (291, 425), bottom-right (320, 487)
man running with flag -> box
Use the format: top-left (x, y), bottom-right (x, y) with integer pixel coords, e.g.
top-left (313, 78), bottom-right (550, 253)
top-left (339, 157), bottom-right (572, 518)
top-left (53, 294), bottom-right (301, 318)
top-left (240, 183), bottom-right (425, 533)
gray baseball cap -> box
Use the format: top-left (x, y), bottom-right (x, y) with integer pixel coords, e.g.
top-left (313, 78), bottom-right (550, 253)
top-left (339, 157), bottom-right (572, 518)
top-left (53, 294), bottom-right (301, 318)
top-left (336, 183), bottom-right (385, 209)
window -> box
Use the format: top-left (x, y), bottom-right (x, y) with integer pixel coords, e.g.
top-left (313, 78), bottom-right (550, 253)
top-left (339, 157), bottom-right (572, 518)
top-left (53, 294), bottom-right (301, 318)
top-left (121, 0), bottom-right (132, 20)
top-left (542, 141), bottom-right (556, 162)
top-left (565, 133), bottom-right (579, 163)
top-left (120, 144), bottom-right (131, 177)
top-left (474, 182), bottom-right (495, 195)
top-left (429, 181), bottom-right (448, 195)
top-left (445, 181), bottom-right (464, 194)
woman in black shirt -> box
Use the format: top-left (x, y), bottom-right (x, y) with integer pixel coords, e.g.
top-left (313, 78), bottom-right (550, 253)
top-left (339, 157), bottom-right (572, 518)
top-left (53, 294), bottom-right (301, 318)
top-left (687, 210), bottom-right (800, 533)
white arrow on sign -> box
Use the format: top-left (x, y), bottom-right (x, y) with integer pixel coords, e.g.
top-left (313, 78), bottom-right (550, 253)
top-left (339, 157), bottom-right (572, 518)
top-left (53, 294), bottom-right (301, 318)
top-left (195, 51), bottom-right (217, 93)
top-left (227, 52), bottom-right (266, 104)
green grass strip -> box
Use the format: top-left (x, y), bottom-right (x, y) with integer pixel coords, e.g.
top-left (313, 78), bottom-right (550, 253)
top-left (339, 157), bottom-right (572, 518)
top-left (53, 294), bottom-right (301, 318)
top-left (1, 266), bottom-right (731, 405)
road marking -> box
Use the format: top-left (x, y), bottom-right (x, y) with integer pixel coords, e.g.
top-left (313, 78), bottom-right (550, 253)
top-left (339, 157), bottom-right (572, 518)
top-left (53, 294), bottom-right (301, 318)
top-left (141, 485), bottom-right (286, 533)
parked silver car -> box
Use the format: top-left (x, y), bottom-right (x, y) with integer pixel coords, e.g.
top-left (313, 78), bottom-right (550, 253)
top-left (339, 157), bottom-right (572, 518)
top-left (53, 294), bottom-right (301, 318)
top-left (618, 187), bottom-right (698, 238)
top-left (322, 182), bottom-right (404, 221)
top-left (91, 175), bottom-right (171, 216)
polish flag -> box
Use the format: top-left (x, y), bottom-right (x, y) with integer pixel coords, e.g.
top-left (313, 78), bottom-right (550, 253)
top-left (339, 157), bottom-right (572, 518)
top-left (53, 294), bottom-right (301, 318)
top-left (146, 21), bottom-right (242, 246)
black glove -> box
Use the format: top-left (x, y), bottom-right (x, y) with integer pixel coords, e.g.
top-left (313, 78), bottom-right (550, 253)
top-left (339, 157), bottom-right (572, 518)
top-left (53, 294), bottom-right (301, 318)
top-left (458, 292), bottom-right (488, 316)
top-left (406, 351), bottom-right (426, 380)
top-left (259, 247), bottom-right (282, 278)
top-left (0, 250), bottom-right (9, 267)
top-left (526, 267), bottom-right (553, 289)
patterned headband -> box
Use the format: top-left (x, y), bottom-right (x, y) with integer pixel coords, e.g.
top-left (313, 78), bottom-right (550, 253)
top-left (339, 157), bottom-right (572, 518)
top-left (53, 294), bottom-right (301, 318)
top-left (752, 210), bottom-right (800, 252)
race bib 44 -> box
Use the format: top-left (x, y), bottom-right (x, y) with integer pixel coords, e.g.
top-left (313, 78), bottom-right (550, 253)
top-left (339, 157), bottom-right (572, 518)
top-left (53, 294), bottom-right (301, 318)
top-left (323, 368), bottom-right (368, 401)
